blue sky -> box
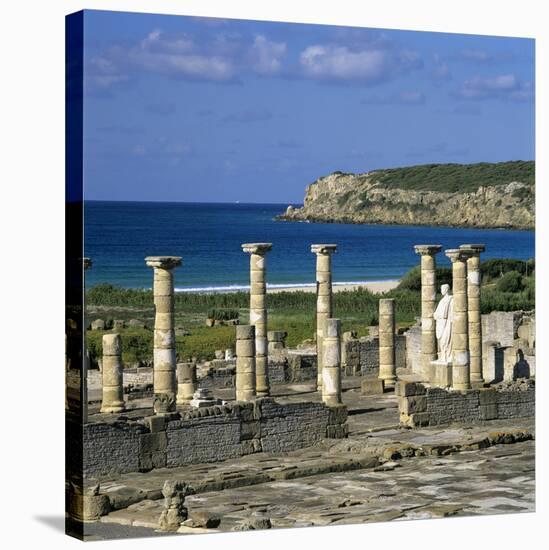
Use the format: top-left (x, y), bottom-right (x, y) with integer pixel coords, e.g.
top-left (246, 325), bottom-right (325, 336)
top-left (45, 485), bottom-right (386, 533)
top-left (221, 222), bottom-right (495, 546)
top-left (82, 10), bottom-right (535, 203)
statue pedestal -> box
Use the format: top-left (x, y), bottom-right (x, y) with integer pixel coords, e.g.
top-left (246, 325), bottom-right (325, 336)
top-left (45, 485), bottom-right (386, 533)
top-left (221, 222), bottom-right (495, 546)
top-left (431, 360), bottom-right (452, 389)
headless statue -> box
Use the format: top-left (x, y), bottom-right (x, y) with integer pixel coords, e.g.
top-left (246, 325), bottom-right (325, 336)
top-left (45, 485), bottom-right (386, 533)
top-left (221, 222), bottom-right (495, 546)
top-left (433, 284), bottom-right (453, 362)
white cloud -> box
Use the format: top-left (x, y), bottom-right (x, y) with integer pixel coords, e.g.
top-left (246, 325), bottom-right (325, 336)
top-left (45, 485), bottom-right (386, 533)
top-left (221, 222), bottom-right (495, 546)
top-left (129, 29), bottom-right (235, 81)
top-left (249, 35), bottom-right (287, 75)
top-left (300, 45), bottom-right (387, 81)
top-left (299, 43), bottom-right (421, 82)
top-left (458, 49), bottom-right (494, 63)
top-left (455, 73), bottom-right (533, 101)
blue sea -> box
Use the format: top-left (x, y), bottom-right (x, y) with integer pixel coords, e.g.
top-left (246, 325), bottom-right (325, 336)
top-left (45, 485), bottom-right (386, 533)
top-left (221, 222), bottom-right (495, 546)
top-left (84, 202), bottom-right (535, 291)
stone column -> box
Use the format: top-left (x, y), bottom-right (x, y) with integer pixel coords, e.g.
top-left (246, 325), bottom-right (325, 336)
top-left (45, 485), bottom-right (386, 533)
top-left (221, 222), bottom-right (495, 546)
top-left (176, 362), bottom-right (196, 405)
top-left (460, 244), bottom-right (485, 386)
top-left (100, 333), bottom-right (125, 413)
top-left (82, 257), bottom-right (92, 422)
top-left (235, 324), bottom-right (256, 401)
top-left (445, 249), bottom-right (471, 390)
top-left (414, 245), bottom-right (442, 382)
top-left (378, 298), bottom-right (397, 387)
top-left (311, 244), bottom-right (337, 391)
top-left (145, 256), bottom-right (182, 414)
top-left (242, 243), bottom-right (272, 397)
top-left (322, 318), bottom-right (342, 406)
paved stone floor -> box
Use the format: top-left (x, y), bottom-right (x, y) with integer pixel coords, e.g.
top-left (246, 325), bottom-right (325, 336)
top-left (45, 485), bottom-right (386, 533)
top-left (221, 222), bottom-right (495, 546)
top-left (93, 439), bottom-right (534, 539)
top-left (81, 376), bottom-right (535, 540)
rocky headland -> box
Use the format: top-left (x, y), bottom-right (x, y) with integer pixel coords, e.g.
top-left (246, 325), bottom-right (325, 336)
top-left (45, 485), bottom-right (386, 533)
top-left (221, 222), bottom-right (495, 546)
top-left (279, 161), bottom-right (534, 230)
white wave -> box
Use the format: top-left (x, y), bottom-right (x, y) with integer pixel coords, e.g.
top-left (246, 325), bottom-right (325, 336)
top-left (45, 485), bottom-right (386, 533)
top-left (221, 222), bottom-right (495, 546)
top-left (173, 279), bottom-right (399, 293)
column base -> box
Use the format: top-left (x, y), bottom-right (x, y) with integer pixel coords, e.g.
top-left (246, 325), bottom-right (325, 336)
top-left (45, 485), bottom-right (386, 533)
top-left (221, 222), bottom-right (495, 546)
top-left (451, 384), bottom-right (472, 391)
top-left (379, 376), bottom-right (396, 388)
top-left (256, 390), bottom-right (270, 397)
top-left (431, 359), bottom-right (452, 388)
top-left (100, 403), bottom-right (126, 414)
top-left (470, 379), bottom-right (485, 389)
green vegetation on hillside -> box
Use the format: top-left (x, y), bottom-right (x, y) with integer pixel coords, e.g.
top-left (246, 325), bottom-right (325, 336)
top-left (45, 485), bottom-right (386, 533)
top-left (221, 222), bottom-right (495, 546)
top-left (370, 160), bottom-right (534, 193)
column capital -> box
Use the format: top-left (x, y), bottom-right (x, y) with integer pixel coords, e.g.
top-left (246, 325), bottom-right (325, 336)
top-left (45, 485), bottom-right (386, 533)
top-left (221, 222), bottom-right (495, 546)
top-left (83, 257), bottom-right (92, 270)
top-left (445, 249), bottom-right (469, 263)
top-left (241, 243), bottom-right (272, 255)
top-left (414, 244), bottom-right (442, 256)
top-left (145, 256), bottom-right (182, 269)
top-left (459, 243), bottom-right (486, 256)
top-left (311, 244), bottom-right (337, 255)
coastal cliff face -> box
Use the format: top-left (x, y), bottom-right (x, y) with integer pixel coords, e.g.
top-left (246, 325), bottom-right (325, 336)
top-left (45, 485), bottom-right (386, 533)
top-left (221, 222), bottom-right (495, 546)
top-left (280, 163), bottom-right (535, 230)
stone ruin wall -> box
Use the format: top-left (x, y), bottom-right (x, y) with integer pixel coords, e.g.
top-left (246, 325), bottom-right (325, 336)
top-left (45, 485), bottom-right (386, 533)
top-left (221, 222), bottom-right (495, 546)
top-left (71, 399), bottom-right (348, 479)
top-left (397, 380), bottom-right (535, 428)
top-left (83, 310), bottom-right (534, 397)
top-left (406, 311), bottom-right (535, 379)
top-left (342, 335), bottom-right (406, 376)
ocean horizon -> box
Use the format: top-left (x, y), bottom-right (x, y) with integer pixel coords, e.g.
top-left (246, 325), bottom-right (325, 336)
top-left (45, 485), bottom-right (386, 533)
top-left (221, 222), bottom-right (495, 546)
top-left (84, 201), bottom-right (535, 292)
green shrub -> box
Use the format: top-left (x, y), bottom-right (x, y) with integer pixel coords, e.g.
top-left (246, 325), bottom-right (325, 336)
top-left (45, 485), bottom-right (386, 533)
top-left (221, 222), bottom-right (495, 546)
top-left (372, 160), bottom-right (534, 193)
top-left (495, 271), bottom-right (524, 293)
top-left (397, 266), bottom-right (452, 291)
top-left (207, 308), bottom-right (239, 321)
top-left (481, 258), bottom-right (534, 280)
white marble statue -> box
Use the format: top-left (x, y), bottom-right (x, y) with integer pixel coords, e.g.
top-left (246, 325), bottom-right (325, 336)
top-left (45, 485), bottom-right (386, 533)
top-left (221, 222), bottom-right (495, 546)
top-left (433, 284), bottom-right (454, 362)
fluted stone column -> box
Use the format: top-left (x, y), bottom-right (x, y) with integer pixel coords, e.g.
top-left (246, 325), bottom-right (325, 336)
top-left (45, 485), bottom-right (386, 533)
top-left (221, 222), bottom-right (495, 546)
top-left (322, 318), bottom-right (342, 406)
top-left (146, 256), bottom-right (181, 414)
top-left (460, 244), bottom-right (485, 386)
top-left (235, 325), bottom-right (256, 401)
top-left (446, 249), bottom-right (471, 390)
top-left (176, 362), bottom-right (196, 405)
top-left (414, 245), bottom-right (442, 382)
top-left (378, 298), bottom-right (396, 387)
top-left (311, 244), bottom-right (337, 391)
top-left (100, 333), bottom-right (125, 413)
top-left (242, 243), bottom-right (272, 397)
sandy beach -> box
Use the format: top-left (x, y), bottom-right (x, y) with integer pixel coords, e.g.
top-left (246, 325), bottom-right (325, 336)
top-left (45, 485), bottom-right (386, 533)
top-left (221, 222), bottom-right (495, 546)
top-left (268, 280), bottom-right (400, 294)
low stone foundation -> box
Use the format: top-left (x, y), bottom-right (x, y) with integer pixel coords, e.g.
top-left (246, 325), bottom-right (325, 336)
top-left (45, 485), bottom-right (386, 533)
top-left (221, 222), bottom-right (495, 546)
top-left (397, 379), bottom-right (535, 427)
top-left (70, 398), bottom-right (348, 479)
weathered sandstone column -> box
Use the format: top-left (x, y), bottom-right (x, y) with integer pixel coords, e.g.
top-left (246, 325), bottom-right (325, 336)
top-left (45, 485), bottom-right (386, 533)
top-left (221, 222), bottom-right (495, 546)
top-left (145, 256), bottom-right (182, 414)
top-left (235, 324), bottom-right (256, 401)
top-left (100, 333), bottom-right (125, 413)
top-left (378, 298), bottom-right (396, 387)
top-left (414, 245), bottom-right (442, 382)
top-left (311, 244), bottom-right (337, 391)
top-left (460, 244), bottom-right (485, 386)
top-left (242, 243), bottom-right (272, 397)
top-left (322, 318), bottom-right (342, 406)
top-left (446, 249), bottom-right (471, 390)
top-left (176, 362), bottom-right (197, 405)
top-left (83, 257), bottom-right (92, 422)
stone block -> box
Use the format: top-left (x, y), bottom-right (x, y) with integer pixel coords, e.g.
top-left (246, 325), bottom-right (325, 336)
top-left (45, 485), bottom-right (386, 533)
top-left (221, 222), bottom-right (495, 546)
top-left (479, 403), bottom-right (498, 421)
top-left (361, 378), bottom-right (385, 395)
top-left (139, 432), bottom-right (167, 454)
top-left (395, 381), bottom-right (426, 397)
top-left (327, 404), bottom-right (348, 425)
top-left (68, 492), bottom-right (110, 522)
top-left (152, 450), bottom-right (167, 469)
top-left (399, 395), bottom-right (427, 415)
top-left (409, 412), bottom-right (430, 427)
top-left (479, 388), bottom-right (497, 405)
top-left (326, 424), bottom-right (348, 438)
top-left (434, 361), bottom-right (452, 388)
top-left (240, 421), bottom-right (260, 440)
top-left (144, 415), bottom-right (167, 433)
